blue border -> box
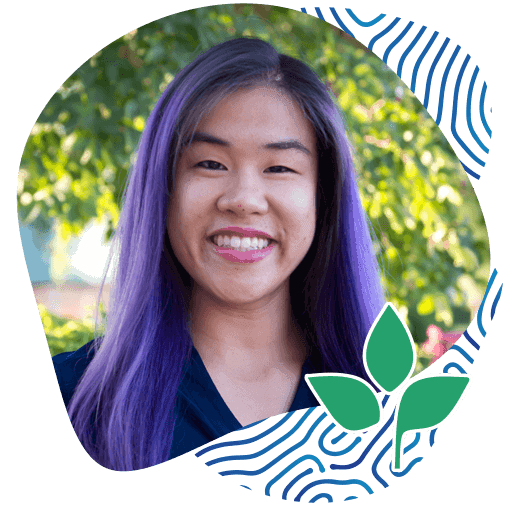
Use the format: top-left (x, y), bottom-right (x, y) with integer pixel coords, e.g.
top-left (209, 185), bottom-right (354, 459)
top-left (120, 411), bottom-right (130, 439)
top-left (6, 0), bottom-right (510, 510)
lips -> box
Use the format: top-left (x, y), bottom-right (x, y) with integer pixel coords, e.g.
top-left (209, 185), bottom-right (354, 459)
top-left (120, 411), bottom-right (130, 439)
top-left (211, 242), bottom-right (274, 263)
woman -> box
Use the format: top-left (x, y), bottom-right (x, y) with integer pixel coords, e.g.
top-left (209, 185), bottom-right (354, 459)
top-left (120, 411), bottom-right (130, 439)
top-left (52, 37), bottom-right (385, 471)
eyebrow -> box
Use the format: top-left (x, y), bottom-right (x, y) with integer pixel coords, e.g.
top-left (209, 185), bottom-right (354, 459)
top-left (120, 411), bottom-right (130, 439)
top-left (187, 131), bottom-right (312, 156)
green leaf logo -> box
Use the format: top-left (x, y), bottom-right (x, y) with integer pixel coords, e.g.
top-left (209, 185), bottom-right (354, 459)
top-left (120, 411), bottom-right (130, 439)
top-left (364, 303), bottom-right (416, 393)
top-left (305, 374), bottom-right (381, 431)
top-left (305, 301), bottom-right (470, 471)
top-left (393, 375), bottom-right (469, 469)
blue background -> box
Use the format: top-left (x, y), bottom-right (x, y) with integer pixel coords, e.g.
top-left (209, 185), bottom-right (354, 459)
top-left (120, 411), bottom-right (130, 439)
top-left (5, 0), bottom-right (510, 510)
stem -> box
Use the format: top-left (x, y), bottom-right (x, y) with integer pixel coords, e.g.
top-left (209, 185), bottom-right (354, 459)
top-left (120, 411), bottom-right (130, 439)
top-left (395, 428), bottom-right (402, 471)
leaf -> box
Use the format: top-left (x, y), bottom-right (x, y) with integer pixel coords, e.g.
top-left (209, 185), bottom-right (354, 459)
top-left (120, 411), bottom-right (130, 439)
top-left (306, 374), bottom-right (381, 432)
top-left (393, 375), bottom-right (469, 469)
top-left (364, 303), bottom-right (416, 392)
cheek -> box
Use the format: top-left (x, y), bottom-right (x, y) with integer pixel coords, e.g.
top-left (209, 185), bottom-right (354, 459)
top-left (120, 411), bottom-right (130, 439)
top-left (287, 187), bottom-right (317, 241)
top-left (289, 187), bottom-right (313, 209)
top-left (272, 192), bottom-right (315, 261)
top-left (167, 196), bottom-right (193, 250)
top-left (169, 181), bottom-right (209, 229)
top-left (187, 179), bottom-right (215, 202)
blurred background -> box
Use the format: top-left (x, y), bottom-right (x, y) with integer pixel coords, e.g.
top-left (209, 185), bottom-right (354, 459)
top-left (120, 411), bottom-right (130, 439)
top-left (17, 5), bottom-right (489, 374)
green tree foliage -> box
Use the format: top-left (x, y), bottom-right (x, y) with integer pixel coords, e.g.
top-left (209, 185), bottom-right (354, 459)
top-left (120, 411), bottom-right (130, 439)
top-left (39, 304), bottom-right (98, 356)
top-left (18, 6), bottom-right (489, 362)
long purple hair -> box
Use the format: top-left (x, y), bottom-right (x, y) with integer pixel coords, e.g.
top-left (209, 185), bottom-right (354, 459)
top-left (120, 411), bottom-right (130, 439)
top-left (68, 38), bottom-right (385, 471)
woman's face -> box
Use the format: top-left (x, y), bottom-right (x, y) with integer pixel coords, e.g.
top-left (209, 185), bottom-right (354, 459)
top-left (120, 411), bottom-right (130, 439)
top-left (167, 85), bottom-right (318, 306)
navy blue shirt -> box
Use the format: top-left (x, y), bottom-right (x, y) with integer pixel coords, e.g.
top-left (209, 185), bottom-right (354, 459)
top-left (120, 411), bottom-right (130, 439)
top-left (52, 341), bottom-right (320, 459)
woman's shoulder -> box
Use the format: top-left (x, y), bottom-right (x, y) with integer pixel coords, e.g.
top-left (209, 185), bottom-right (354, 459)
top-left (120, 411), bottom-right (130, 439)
top-left (52, 340), bottom-right (97, 407)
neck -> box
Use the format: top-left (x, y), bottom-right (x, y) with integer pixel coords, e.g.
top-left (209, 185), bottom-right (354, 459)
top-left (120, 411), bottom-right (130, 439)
top-left (189, 282), bottom-right (307, 372)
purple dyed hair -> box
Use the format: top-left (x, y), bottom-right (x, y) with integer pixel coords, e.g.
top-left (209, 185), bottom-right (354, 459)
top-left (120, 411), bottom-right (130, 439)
top-left (68, 37), bottom-right (385, 471)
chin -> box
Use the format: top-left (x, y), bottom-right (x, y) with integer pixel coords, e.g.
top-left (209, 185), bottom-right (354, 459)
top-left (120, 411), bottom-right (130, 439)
top-left (213, 289), bottom-right (272, 306)
top-left (202, 278), bottom-right (285, 307)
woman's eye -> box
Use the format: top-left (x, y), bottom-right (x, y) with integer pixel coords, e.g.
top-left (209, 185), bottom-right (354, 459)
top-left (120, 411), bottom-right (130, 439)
top-left (196, 160), bottom-right (226, 171)
top-left (266, 166), bottom-right (295, 174)
top-left (195, 161), bottom-right (294, 173)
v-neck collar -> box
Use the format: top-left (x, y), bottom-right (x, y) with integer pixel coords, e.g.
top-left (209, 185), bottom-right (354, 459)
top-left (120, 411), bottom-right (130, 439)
top-left (184, 346), bottom-right (319, 431)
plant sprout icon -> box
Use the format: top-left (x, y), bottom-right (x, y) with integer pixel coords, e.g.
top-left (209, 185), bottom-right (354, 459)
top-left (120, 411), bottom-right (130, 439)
top-left (306, 303), bottom-right (469, 470)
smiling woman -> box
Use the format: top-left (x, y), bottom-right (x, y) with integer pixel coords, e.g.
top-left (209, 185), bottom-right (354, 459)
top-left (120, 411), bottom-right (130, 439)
top-left (52, 37), bottom-right (385, 471)
top-left (168, 86), bottom-right (318, 427)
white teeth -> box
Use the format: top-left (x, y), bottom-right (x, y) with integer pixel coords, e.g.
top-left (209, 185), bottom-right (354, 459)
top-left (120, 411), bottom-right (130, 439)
top-left (211, 234), bottom-right (272, 251)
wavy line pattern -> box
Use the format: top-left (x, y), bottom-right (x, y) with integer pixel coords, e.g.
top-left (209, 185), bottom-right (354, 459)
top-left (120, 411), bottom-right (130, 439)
top-left (318, 424), bottom-right (361, 456)
top-left (310, 493), bottom-right (333, 503)
top-left (409, 32), bottom-right (439, 93)
top-left (265, 455), bottom-right (324, 496)
top-left (367, 18), bottom-right (401, 51)
top-left (404, 433), bottom-right (421, 454)
top-left (331, 431), bottom-right (347, 443)
top-left (295, 478), bottom-right (374, 501)
top-left (491, 284), bottom-right (503, 320)
top-left (443, 362), bottom-right (467, 374)
top-left (466, 66), bottom-right (489, 154)
top-left (372, 433), bottom-right (423, 488)
top-left (460, 162), bottom-right (480, 180)
top-left (479, 82), bottom-right (492, 138)
top-left (451, 55), bottom-right (485, 167)
top-left (397, 26), bottom-right (427, 78)
top-left (283, 467), bottom-right (312, 500)
top-left (205, 409), bottom-right (315, 466)
top-left (423, 37), bottom-right (450, 110)
top-left (196, 411), bottom-right (294, 457)
top-left (218, 413), bottom-right (327, 476)
top-left (389, 456), bottom-right (423, 476)
top-left (371, 440), bottom-right (392, 488)
top-left (448, 345), bottom-right (474, 364)
top-left (436, 44), bottom-right (460, 124)
top-left (329, 411), bottom-right (395, 470)
top-left (300, 7), bottom-right (492, 181)
top-left (192, 9), bottom-right (501, 504)
top-left (345, 9), bottom-right (386, 27)
top-left (463, 330), bottom-right (480, 350)
top-left (383, 21), bottom-right (414, 64)
top-left (370, 432), bottom-right (421, 488)
top-left (478, 269), bottom-right (498, 337)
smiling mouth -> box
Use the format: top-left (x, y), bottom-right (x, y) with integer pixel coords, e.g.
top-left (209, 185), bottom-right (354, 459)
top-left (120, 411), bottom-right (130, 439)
top-left (209, 234), bottom-right (275, 251)
top-left (208, 234), bottom-right (275, 264)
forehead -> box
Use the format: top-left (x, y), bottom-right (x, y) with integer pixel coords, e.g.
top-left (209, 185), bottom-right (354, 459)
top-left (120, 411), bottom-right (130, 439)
top-left (195, 86), bottom-right (316, 148)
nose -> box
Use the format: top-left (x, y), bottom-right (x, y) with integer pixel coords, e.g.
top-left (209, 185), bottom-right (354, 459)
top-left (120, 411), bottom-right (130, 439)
top-left (216, 171), bottom-right (269, 216)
